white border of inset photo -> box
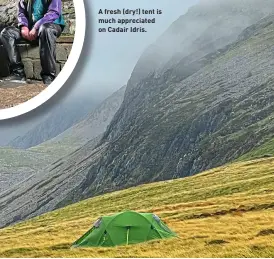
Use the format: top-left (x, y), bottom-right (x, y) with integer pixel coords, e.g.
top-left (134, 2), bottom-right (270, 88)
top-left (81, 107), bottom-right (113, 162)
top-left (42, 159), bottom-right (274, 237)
top-left (0, 0), bottom-right (86, 120)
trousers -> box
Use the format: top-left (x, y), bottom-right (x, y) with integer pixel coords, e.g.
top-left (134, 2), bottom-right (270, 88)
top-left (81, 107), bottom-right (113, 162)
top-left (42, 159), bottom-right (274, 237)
top-left (0, 23), bottom-right (62, 81)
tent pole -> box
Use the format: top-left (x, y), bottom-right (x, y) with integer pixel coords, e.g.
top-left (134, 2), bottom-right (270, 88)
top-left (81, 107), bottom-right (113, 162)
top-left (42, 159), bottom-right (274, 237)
top-left (126, 227), bottom-right (130, 245)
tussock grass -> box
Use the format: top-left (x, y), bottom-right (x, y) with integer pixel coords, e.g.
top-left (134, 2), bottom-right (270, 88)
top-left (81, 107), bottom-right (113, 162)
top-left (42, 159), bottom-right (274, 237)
top-left (0, 158), bottom-right (274, 257)
top-left (238, 137), bottom-right (274, 161)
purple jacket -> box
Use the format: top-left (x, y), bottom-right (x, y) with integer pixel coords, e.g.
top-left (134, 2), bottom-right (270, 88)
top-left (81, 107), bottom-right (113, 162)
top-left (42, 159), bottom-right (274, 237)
top-left (18, 0), bottom-right (62, 30)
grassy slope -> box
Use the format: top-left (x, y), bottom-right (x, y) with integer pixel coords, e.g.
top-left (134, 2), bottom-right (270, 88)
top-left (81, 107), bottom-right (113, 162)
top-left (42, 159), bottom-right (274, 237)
top-left (238, 138), bottom-right (274, 161)
top-left (0, 147), bottom-right (53, 169)
top-left (27, 120), bottom-right (92, 157)
top-left (0, 147), bottom-right (56, 192)
top-left (0, 158), bottom-right (273, 257)
top-left (29, 140), bottom-right (79, 158)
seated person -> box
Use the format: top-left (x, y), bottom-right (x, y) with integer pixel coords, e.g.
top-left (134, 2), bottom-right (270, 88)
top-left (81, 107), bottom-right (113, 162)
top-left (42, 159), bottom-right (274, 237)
top-left (0, 0), bottom-right (65, 85)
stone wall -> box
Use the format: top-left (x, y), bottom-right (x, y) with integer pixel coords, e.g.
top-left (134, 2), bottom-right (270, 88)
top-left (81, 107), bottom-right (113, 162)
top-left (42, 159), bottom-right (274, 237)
top-left (0, 0), bottom-right (75, 80)
top-left (62, 0), bottom-right (75, 35)
top-left (0, 37), bottom-right (73, 80)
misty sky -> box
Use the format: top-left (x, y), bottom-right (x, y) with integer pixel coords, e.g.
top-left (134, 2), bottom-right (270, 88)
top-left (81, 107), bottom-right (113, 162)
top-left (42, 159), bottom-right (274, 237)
top-left (80, 0), bottom-right (198, 93)
top-left (0, 0), bottom-right (198, 144)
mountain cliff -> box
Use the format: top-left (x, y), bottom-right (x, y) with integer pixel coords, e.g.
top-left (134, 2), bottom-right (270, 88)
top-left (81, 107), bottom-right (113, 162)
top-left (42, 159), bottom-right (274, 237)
top-left (0, 88), bottom-right (124, 196)
top-left (91, 14), bottom-right (274, 190)
top-left (1, 0), bottom-right (274, 228)
top-left (8, 96), bottom-right (102, 149)
top-left (128, 0), bottom-right (274, 86)
top-left (29, 86), bottom-right (126, 156)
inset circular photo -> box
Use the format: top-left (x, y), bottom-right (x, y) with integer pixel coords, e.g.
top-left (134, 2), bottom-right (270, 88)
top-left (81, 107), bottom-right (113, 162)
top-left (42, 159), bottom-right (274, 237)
top-left (0, 0), bottom-right (85, 118)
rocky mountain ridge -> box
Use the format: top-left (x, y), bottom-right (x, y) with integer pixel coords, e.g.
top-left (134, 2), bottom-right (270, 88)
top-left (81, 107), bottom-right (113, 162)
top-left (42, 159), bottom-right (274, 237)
top-left (128, 0), bottom-right (274, 87)
top-left (28, 86), bottom-right (126, 156)
top-left (0, 86), bottom-right (125, 204)
top-left (8, 96), bottom-right (102, 149)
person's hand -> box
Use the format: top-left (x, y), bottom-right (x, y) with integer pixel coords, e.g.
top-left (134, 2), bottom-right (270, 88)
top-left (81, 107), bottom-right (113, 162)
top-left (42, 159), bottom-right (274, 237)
top-left (21, 26), bottom-right (30, 40)
top-left (29, 28), bottom-right (38, 41)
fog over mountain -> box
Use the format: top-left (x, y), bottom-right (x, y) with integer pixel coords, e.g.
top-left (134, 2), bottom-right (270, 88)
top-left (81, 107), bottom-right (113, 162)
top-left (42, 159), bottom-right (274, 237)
top-left (0, 89), bottom-right (107, 147)
top-left (0, 0), bottom-right (194, 146)
top-left (7, 95), bottom-right (103, 149)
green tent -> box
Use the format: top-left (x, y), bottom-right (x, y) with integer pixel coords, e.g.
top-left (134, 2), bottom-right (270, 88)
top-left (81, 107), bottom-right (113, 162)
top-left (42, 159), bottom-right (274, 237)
top-left (72, 211), bottom-right (177, 247)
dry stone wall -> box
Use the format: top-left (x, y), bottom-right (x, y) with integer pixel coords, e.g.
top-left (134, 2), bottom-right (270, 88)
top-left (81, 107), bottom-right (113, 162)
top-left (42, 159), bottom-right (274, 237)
top-left (0, 0), bottom-right (75, 80)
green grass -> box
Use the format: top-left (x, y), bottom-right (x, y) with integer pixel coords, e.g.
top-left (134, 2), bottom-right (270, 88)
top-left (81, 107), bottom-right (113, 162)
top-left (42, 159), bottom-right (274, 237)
top-left (29, 141), bottom-right (78, 157)
top-left (0, 158), bottom-right (273, 257)
top-left (238, 137), bottom-right (274, 161)
top-left (0, 147), bottom-right (54, 170)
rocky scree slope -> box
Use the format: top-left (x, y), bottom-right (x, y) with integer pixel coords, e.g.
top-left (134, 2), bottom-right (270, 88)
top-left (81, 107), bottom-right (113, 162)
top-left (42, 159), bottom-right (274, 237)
top-left (29, 86), bottom-right (126, 156)
top-left (128, 0), bottom-right (274, 87)
top-left (0, 88), bottom-right (124, 202)
top-left (1, 2), bottom-right (274, 228)
top-left (8, 96), bottom-right (101, 149)
top-left (0, 87), bottom-right (125, 227)
top-left (92, 14), bottom-right (274, 191)
top-left (0, 148), bottom-right (54, 193)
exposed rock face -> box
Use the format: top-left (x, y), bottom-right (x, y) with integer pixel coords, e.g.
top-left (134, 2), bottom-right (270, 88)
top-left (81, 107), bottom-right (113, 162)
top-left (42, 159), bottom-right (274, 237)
top-left (8, 95), bottom-right (102, 149)
top-left (0, 88), bottom-right (124, 193)
top-left (94, 14), bottom-right (274, 189)
top-left (0, 147), bottom-right (54, 193)
top-left (1, 1), bottom-right (274, 228)
top-left (127, 0), bottom-right (274, 92)
top-left (30, 86), bottom-right (126, 153)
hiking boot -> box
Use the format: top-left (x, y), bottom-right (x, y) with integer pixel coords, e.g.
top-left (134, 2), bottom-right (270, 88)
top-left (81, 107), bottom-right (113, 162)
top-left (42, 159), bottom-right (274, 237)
top-left (4, 74), bottom-right (27, 84)
top-left (43, 77), bottom-right (54, 86)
